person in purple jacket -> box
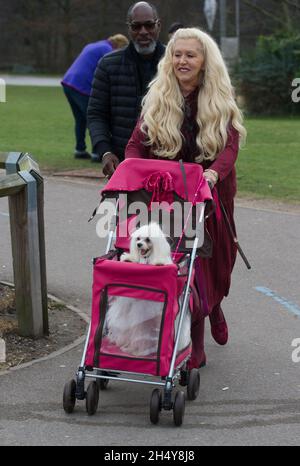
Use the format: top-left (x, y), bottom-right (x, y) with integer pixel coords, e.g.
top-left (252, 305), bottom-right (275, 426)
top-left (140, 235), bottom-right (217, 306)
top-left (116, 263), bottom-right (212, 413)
top-left (61, 34), bottom-right (128, 160)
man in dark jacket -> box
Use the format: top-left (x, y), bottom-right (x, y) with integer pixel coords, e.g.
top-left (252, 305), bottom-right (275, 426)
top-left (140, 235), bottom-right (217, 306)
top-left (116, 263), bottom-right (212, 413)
top-left (87, 1), bottom-right (165, 176)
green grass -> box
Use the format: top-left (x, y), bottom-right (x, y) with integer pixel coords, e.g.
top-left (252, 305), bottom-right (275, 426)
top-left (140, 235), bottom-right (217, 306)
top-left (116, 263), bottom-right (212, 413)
top-left (237, 117), bottom-right (300, 202)
top-left (0, 86), bottom-right (92, 171)
top-left (0, 86), bottom-right (299, 201)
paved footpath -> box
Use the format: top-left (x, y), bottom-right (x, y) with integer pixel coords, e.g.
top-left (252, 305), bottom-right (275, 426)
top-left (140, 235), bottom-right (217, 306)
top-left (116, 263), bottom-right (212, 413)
top-left (1, 75), bottom-right (61, 87)
top-left (0, 175), bottom-right (300, 446)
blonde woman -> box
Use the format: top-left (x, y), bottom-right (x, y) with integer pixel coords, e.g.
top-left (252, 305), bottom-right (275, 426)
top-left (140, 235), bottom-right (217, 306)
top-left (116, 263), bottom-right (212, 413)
top-left (125, 27), bottom-right (247, 369)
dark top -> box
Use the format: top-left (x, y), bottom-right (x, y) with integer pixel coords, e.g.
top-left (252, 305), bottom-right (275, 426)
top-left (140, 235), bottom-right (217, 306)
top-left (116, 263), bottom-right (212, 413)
top-left (87, 41), bottom-right (165, 161)
top-left (180, 87), bottom-right (201, 163)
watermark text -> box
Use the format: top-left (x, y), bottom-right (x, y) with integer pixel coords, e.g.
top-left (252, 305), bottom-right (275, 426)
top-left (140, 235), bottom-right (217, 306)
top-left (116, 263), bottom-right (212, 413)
top-left (292, 78), bottom-right (300, 103)
top-left (95, 196), bottom-right (204, 248)
top-left (291, 338), bottom-right (300, 363)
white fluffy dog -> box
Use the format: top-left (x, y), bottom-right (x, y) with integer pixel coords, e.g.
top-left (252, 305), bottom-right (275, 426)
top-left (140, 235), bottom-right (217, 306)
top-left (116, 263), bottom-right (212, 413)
top-left (120, 222), bottom-right (173, 265)
top-left (104, 223), bottom-right (173, 356)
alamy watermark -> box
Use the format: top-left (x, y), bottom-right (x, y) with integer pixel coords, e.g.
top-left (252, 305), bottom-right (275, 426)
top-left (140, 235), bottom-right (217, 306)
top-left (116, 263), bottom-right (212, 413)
top-left (0, 78), bottom-right (6, 103)
top-left (292, 78), bottom-right (300, 103)
top-left (291, 338), bottom-right (300, 363)
top-left (95, 195), bottom-right (205, 248)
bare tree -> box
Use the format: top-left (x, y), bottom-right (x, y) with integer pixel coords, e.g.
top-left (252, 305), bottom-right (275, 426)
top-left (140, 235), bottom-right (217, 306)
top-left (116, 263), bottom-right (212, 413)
top-left (241, 0), bottom-right (300, 31)
top-left (1, 0), bottom-right (299, 73)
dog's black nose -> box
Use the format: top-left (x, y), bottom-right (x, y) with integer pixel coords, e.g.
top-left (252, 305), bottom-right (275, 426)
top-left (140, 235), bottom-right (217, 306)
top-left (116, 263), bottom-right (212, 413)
top-left (137, 243), bottom-right (143, 248)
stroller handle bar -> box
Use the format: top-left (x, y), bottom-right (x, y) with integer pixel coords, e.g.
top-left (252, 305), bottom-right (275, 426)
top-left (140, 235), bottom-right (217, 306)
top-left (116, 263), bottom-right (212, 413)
top-left (167, 205), bottom-right (204, 382)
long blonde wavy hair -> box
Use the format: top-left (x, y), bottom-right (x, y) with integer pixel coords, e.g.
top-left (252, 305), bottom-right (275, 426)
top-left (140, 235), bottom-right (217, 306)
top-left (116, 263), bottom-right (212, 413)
top-left (141, 27), bottom-right (246, 161)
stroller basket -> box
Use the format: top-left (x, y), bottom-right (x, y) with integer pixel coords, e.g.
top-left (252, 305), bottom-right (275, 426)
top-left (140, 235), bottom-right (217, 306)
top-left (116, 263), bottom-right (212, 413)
top-left (85, 259), bottom-right (191, 377)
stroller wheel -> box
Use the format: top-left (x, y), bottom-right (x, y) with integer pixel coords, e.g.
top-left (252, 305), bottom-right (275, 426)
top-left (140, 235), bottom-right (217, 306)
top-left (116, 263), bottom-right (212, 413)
top-left (63, 379), bottom-right (76, 414)
top-left (150, 389), bottom-right (162, 425)
top-left (86, 381), bottom-right (99, 415)
top-left (187, 368), bottom-right (200, 401)
top-left (173, 391), bottom-right (185, 427)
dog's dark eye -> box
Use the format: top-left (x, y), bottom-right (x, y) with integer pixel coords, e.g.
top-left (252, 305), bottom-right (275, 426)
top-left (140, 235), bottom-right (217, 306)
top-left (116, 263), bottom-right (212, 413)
top-left (136, 237), bottom-right (140, 241)
top-left (145, 238), bottom-right (150, 243)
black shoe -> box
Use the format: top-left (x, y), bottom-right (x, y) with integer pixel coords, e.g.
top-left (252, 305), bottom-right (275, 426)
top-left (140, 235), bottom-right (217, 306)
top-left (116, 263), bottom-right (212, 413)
top-left (91, 153), bottom-right (101, 163)
top-left (74, 150), bottom-right (91, 159)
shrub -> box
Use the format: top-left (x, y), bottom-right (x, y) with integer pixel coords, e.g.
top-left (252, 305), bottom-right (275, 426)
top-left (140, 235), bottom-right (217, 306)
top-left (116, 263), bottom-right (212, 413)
top-left (233, 33), bottom-right (300, 115)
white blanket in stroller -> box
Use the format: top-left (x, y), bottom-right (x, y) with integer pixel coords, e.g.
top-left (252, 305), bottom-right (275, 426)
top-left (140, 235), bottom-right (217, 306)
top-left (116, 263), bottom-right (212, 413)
top-left (105, 296), bottom-right (191, 358)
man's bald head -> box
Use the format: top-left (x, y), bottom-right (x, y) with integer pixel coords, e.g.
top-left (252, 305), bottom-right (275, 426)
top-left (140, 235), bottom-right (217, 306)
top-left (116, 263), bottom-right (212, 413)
top-left (127, 2), bottom-right (159, 22)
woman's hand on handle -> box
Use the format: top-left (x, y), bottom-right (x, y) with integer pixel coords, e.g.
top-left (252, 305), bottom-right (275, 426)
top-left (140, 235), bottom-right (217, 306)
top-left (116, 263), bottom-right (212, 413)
top-left (203, 169), bottom-right (219, 189)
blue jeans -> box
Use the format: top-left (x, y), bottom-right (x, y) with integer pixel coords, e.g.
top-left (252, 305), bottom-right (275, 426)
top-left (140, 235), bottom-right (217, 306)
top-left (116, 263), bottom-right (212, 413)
top-left (63, 85), bottom-right (90, 152)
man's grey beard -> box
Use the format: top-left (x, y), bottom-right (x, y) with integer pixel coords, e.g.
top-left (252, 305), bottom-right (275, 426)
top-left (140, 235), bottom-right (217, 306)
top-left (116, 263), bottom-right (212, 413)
top-left (133, 40), bottom-right (157, 55)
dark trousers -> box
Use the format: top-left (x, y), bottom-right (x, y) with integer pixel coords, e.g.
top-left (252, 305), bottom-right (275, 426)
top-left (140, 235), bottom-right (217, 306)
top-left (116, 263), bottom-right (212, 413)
top-left (63, 85), bottom-right (90, 152)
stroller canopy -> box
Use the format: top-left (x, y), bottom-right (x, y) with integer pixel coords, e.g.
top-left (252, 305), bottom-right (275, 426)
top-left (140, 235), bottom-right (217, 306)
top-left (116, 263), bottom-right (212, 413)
top-left (100, 159), bottom-right (213, 255)
top-left (101, 158), bottom-right (212, 205)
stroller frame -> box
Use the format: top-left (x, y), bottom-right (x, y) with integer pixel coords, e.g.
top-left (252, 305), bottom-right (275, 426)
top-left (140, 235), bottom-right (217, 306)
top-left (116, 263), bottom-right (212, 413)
top-left (63, 160), bottom-right (209, 426)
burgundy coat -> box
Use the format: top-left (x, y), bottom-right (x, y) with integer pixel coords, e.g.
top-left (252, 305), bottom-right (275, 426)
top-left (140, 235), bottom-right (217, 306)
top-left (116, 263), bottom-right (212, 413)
top-left (125, 95), bottom-right (239, 314)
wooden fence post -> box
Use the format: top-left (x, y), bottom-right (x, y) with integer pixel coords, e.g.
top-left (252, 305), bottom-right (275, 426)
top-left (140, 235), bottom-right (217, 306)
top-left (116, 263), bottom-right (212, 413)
top-left (0, 152), bottom-right (48, 337)
top-left (18, 154), bottom-right (48, 336)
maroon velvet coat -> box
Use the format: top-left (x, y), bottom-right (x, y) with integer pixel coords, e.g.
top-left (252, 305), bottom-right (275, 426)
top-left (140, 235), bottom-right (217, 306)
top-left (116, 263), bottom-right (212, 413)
top-left (125, 90), bottom-right (239, 315)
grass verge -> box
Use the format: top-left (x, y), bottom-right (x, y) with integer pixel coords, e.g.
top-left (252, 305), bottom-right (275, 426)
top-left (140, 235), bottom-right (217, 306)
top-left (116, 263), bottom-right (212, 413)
top-left (237, 117), bottom-right (300, 202)
top-left (0, 85), bottom-right (93, 171)
top-left (0, 86), bottom-right (299, 202)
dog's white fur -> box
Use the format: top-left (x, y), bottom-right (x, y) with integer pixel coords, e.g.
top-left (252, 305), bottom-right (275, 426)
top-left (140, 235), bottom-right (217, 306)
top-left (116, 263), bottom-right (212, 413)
top-left (105, 223), bottom-right (172, 356)
top-left (120, 222), bottom-right (173, 265)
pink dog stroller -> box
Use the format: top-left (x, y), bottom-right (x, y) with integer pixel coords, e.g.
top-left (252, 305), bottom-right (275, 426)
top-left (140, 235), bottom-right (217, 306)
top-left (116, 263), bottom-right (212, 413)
top-left (63, 158), bottom-right (213, 426)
